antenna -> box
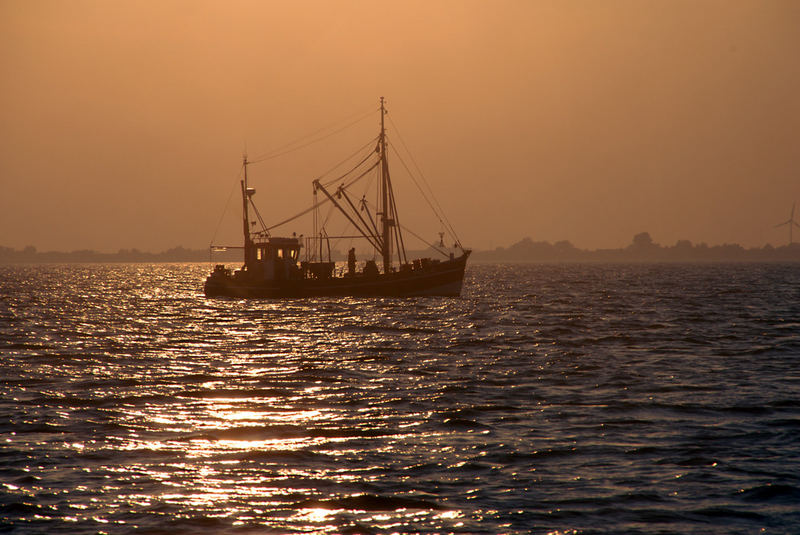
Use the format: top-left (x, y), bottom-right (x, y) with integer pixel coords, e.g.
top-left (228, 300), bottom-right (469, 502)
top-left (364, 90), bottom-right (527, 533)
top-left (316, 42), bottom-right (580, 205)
top-left (774, 202), bottom-right (800, 245)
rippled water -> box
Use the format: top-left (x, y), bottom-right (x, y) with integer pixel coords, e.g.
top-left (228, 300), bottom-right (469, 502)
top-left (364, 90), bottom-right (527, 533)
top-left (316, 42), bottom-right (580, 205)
top-left (1, 262), bottom-right (799, 534)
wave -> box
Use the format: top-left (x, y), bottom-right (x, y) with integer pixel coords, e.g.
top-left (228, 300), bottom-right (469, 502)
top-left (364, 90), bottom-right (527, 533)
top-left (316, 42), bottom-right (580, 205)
top-left (738, 483), bottom-right (800, 504)
top-left (294, 494), bottom-right (445, 511)
top-left (2, 263), bottom-right (800, 533)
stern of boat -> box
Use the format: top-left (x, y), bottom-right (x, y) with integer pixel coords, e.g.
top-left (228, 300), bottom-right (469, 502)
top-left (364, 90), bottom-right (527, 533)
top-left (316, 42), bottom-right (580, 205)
top-left (204, 264), bottom-right (233, 296)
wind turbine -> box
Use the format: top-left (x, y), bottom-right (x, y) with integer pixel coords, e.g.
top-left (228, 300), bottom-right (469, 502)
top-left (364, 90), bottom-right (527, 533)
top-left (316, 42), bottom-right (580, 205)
top-left (775, 202), bottom-right (800, 245)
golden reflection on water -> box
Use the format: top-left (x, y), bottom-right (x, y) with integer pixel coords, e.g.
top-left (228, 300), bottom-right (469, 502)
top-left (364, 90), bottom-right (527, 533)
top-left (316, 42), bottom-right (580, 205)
top-left (293, 507), bottom-right (340, 525)
top-left (2, 266), bottom-right (473, 531)
top-left (108, 393), bottom-right (331, 523)
top-left (209, 407), bottom-right (324, 423)
top-left (90, 389), bottom-right (463, 531)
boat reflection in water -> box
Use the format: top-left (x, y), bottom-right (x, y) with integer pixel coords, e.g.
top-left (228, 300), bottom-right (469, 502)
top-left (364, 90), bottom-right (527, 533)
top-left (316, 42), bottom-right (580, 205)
top-left (205, 98), bottom-right (470, 298)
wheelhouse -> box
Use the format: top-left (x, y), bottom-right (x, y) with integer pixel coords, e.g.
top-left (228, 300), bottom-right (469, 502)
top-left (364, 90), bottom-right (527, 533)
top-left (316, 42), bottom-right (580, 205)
top-left (252, 237), bottom-right (301, 263)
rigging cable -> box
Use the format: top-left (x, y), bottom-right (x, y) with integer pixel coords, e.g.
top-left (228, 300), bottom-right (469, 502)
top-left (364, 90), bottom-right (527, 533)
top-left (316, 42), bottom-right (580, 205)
top-left (388, 142), bottom-right (462, 250)
top-left (209, 162), bottom-right (245, 247)
top-left (387, 174), bottom-right (408, 265)
top-left (403, 225), bottom-right (448, 258)
top-left (248, 107), bottom-right (376, 165)
top-left (318, 137), bottom-right (379, 187)
top-left (360, 198), bottom-right (449, 259)
top-left (265, 159), bottom-right (380, 232)
top-left (267, 196), bottom-right (330, 233)
top-left (248, 197), bottom-right (270, 238)
top-left (387, 116), bottom-right (463, 248)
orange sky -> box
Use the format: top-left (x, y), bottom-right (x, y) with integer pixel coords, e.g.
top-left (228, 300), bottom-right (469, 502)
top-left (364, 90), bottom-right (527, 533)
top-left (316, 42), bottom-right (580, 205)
top-left (1, 0), bottom-right (799, 252)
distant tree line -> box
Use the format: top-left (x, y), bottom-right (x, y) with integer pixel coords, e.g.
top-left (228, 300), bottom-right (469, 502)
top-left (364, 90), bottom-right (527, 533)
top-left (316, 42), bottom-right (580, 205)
top-left (471, 232), bottom-right (800, 263)
top-left (0, 245), bottom-right (240, 263)
top-left (3, 232), bottom-right (800, 263)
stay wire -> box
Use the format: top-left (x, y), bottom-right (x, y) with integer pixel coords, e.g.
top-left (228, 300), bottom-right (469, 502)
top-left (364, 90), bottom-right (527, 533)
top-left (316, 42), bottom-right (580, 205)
top-left (361, 198), bottom-right (449, 258)
top-left (266, 197), bottom-right (331, 233)
top-left (209, 162), bottom-right (245, 246)
top-left (388, 142), bottom-right (460, 247)
top-left (248, 108), bottom-right (377, 165)
top-left (387, 116), bottom-right (462, 247)
top-left (319, 137), bottom-right (379, 187)
top-left (266, 159), bottom-right (380, 232)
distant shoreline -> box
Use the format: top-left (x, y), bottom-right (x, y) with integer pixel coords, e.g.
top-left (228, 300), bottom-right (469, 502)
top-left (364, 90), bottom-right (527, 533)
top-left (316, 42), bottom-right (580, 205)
top-left (470, 233), bottom-right (800, 263)
top-left (3, 233), bottom-right (800, 264)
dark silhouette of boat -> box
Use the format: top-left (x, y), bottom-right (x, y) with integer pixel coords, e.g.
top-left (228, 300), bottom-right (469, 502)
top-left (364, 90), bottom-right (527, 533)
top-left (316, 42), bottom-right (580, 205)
top-left (204, 98), bottom-right (470, 298)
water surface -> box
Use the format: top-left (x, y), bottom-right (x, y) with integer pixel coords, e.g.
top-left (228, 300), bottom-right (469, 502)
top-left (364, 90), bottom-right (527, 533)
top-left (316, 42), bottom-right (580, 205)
top-left (1, 263), bottom-right (798, 533)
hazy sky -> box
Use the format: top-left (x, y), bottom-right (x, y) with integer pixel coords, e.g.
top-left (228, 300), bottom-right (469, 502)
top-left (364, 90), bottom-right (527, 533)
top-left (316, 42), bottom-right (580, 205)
top-left (2, 0), bottom-right (799, 252)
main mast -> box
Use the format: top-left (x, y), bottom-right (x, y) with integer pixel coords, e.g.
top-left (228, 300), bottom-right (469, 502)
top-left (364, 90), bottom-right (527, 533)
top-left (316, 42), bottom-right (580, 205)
top-left (241, 155), bottom-right (252, 266)
top-left (379, 97), bottom-right (392, 273)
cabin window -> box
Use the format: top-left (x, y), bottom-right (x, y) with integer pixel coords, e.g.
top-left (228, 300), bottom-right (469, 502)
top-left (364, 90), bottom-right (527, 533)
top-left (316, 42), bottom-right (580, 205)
top-left (257, 248), bottom-right (263, 260)
top-left (277, 249), bottom-right (284, 259)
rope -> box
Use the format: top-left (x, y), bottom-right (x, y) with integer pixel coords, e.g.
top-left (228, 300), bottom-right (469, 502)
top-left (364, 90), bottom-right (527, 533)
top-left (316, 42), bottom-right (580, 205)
top-left (266, 196), bottom-right (331, 232)
top-left (387, 116), bottom-right (463, 247)
top-left (360, 198), bottom-right (449, 259)
top-left (400, 223), bottom-right (449, 258)
top-left (248, 107), bottom-right (376, 165)
top-left (320, 141), bottom-right (379, 188)
top-left (209, 162), bottom-right (244, 246)
top-left (388, 143), bottom-right (458, 246)
top-left (264, 148), bottom-right (379, 232)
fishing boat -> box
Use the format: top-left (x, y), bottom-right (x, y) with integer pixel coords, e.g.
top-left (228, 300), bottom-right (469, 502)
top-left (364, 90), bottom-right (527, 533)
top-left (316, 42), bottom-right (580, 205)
top-left (204, 98), bottom-right (470, 298)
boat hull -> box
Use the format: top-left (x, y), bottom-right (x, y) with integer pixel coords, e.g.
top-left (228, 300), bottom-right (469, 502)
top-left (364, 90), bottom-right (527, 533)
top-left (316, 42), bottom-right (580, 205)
top-left (204, 252), bottom-right (470, 298)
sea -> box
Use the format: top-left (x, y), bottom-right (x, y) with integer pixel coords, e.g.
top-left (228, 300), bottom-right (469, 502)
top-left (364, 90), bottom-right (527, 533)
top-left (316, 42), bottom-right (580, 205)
top-left (1, 262), bottom-right (798, 534)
